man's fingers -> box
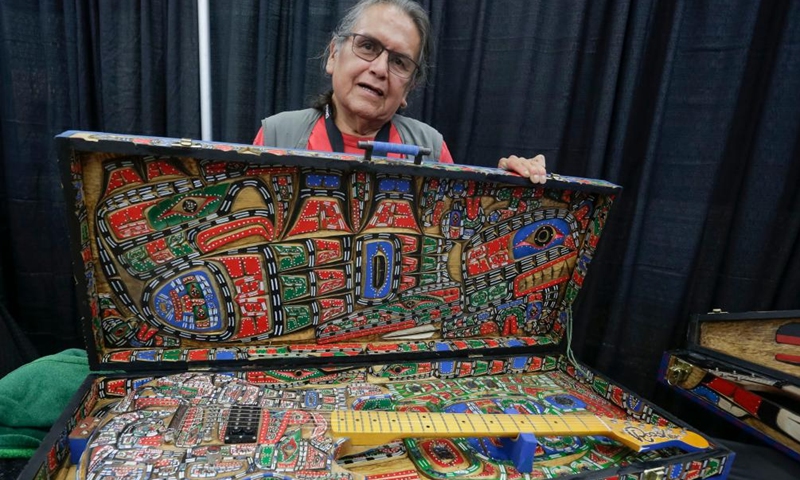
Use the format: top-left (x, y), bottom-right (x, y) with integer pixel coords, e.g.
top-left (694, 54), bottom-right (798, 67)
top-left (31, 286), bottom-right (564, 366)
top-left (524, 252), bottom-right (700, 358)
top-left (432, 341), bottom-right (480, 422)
top-left (498, 155), bottom-right (547, 184)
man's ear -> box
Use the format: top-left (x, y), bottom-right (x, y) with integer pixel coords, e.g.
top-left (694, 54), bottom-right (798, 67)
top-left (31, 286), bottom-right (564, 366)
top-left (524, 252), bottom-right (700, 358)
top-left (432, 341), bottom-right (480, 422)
top-left (325, 40), bottom-right (337, 75)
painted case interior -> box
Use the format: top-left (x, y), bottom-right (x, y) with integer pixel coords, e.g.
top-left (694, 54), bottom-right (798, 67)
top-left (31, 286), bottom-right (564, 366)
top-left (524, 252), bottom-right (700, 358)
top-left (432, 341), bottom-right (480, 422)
top-left (67, 132), bottom-right (617, 368)
top-left (21, 131), bottom-right (731, 480)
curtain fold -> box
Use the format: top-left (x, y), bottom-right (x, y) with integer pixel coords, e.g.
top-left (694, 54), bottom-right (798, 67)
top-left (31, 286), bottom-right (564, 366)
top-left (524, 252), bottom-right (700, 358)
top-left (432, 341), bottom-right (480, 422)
top-left (0, 0), bottom-right (199, 376)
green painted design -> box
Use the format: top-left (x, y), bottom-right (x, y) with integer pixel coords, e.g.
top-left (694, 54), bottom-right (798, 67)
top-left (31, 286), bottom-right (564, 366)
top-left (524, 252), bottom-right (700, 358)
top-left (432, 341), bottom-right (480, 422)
top-left (468, 289), bottom-right (489, 308)
top-left (355, 397), bottom-right (395, 410)
top-left (256, 444), bottom-right (274, 469)
top-left (422, 237), bottom-right (438, 254)
top-left (275, 428), bottom-right (302, 465)
top-left (471, 360), bottom-right (489, 376)
top-left (420, 273), bottom-right (438, 285)
top-left (273, 244), bottom-right (308, 271)
top-left (565, 283), bottom-right (579, 304)
top-left (80, 221), bottom-right (89, 243)
top-left (593, 376), bottom-right (610, 397)
top-left (147, 183), bottom-right (228, 229)
top-left (543, 356), bottom-right (557, 370)
top-left (161, 349), bottom-right (183, 361)
top-left (123, 246), bottom-right (156, 273)
top-left (280, 275), bottom-right (308, 301)
top-left (166, 232), bottom-right (194, 256)
top-left (248, 346), bottom-right (291, 356)
top-left (421, 256), bottom-right (437, 271)
top-left (284, 305), bottom-right (311, 332)
top-left (497, 307), bottom-right (524, 326)
top-left (487, 283), bottom-right (508, 302)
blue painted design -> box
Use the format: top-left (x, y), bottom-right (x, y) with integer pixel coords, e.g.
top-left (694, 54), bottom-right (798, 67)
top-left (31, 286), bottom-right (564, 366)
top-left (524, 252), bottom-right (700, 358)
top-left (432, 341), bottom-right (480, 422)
top-left (511, 356), bottom-right (528, 370)
top-left (304, 391), bottom-right (320, 408)
top-left (626, 394), bottom-right (644, 413)
top-left (692, 385), bottom-right (720, 404)
top-left (434, 342), bottom-right (451, 351)
top-left (153, 271), bottom-right (222, 333)
top-left (439, 361), bottom-right (455, 375)
top-left (512, 219), bottom-right (570, 259)
top-left (135, 350), bottom-right (158, 361)
top-left (131, 377), bottom-right (155, 389)
top-left (306, 174), bottom-right (340, 189)
top-left (214, 350), bottom-right (236, 360)
top-left (378, 178), bottom-right (411, 193)
top-left (362, 240), bottom-right (395, 299)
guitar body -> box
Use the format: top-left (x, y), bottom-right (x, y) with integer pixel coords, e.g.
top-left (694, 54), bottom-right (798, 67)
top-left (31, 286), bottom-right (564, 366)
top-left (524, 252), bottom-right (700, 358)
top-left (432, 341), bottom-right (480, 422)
top-left (75, 370), bottom-right (701, 480)
top-left (21, 133), bottom-right (731, 480)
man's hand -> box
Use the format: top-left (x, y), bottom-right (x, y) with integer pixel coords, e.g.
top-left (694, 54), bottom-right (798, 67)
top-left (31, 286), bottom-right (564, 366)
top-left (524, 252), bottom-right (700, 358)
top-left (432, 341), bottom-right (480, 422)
top-left (498, 154), bottom-right (547, 184)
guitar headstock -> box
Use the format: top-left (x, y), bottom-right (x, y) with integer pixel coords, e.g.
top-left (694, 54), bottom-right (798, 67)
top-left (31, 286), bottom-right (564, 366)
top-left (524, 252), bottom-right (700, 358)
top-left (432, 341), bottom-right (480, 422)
top-left (599, 417), bottom-right (710, 453)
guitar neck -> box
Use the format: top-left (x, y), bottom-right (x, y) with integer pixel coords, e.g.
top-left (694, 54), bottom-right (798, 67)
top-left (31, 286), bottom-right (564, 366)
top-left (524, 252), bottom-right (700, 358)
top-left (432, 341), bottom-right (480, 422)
top-left (330, 410), bottom-right (709, 453)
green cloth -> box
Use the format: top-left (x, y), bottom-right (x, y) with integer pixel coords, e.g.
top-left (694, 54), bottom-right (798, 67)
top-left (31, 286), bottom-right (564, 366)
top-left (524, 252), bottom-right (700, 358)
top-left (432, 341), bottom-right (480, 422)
top-left (0, 349), bottom-right (90, 459)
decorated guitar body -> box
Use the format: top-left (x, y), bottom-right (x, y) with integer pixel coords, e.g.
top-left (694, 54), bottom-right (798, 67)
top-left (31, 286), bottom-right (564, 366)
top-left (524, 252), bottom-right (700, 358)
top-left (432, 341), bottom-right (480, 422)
top-left (74, 372), bottom-right (708, 479)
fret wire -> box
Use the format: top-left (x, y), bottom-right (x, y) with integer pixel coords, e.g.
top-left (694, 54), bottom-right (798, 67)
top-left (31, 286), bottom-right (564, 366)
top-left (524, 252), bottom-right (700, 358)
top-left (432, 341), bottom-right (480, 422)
top-left (574, 413), bottom-right (595, 434)
top-left (466, 412), bottom-right (478, 434)
top-left (541, 415), bottom-right (556, 433)
top-left (508, 414), bottom-right (527, 433)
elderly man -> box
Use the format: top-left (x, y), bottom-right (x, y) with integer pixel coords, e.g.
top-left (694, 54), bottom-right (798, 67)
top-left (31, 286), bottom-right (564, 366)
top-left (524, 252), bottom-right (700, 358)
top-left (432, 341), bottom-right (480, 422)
top-left (254, 0), bottom-right (547, 184)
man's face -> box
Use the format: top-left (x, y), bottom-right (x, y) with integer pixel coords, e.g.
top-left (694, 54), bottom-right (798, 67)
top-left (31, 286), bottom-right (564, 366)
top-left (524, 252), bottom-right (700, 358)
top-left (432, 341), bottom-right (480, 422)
top-left (326, 4), bottom-right (421, 132)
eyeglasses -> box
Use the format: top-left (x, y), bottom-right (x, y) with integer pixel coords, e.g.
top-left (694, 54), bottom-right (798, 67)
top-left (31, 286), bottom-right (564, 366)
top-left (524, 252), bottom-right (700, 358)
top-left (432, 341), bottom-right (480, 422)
top-left (342, 33), bottom-right (419, 79)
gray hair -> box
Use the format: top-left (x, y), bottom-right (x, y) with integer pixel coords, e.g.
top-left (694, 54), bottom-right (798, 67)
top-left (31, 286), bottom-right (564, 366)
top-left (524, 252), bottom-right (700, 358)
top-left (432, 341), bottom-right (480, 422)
top-left (328, 0), bottom-right (433, 87)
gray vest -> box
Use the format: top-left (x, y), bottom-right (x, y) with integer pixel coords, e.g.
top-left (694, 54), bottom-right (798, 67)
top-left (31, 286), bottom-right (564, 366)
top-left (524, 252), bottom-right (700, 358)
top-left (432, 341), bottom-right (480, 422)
top-left (260, 108), bottom-right (444, 162)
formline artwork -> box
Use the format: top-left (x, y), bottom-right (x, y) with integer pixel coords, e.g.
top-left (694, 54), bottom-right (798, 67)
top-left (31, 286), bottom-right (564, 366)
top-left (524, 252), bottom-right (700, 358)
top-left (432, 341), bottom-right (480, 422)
top-left (19, 132), bottom-right (731, 480)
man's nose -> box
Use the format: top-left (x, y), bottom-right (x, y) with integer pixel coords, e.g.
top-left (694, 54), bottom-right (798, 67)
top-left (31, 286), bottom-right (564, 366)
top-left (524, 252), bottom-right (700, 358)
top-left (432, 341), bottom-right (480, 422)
top-left (369, 50), bottom-right (390, 76)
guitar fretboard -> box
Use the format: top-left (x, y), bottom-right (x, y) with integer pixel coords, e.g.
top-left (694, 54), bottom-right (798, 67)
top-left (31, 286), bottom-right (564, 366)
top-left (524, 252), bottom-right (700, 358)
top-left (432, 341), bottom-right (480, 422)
top-left (329, 410), bottom-right (709, 453)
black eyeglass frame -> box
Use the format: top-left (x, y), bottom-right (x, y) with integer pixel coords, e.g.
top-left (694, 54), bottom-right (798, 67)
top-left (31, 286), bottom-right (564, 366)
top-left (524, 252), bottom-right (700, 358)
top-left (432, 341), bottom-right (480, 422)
top-left (340, 33), bottom-right (420, 79)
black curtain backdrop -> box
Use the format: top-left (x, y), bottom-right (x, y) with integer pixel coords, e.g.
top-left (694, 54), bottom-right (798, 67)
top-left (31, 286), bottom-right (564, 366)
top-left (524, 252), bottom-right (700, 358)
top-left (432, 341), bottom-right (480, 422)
top-left (1, 0), bottom-right (798, 413)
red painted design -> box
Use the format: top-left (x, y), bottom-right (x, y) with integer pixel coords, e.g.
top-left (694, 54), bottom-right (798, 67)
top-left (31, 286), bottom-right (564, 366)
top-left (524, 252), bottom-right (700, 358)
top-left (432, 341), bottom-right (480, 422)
top-left (245, 165), bottom-right (297, 176)
top-left (187, 349), bottom-right (210, 361)
top-left (143, 238), bottom-right (175, 264)
top-left (197, 217), bottom-right (275, 253)
top-left (105, 166), bottom-right (144, 196)
top-left (317, 319), bottom-right (417, 344)
top-left (316, 269), bottom-right (346, 294)
top-left (418, 439), bottom-right (468, 468)
top-left (365, 201), bottom-right (421, 231)
top-left (136, 324), bottom-right (159, 342)
top-left (318, 298), bottom-right (347, 323)
top-left (396, 234), bottom-right (418, 253)
top-left (401, 256), bottom-right (418, 273)
top-left (145, 160), bottom-right (182, 181)
top-left (365, 469), bottom-right (421, 480)
top-left (108, 350), bottom-right (134, 362)
top-left (398, 275), bottom-right (417, 292)
top-left (107, 201), bottom-right (159, 239)
top-left (104, 379), bottom-right (128, 396)
top-left (313, 239), bottom-right (342, 265)
top-left (466, 235), bottom-right (511, 276)
top-left (287, 198), bottom-right (351, 237)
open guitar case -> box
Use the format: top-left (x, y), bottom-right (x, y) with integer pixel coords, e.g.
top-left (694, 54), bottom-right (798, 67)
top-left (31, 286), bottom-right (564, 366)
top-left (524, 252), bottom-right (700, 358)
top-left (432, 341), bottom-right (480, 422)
top-left (20, 131), bottom-right (734, 480)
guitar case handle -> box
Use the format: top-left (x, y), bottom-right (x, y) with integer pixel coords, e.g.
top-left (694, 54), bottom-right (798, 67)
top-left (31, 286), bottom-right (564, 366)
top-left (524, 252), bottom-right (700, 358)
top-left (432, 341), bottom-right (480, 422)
top-left (357, 141), bottom-right (432, 165)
